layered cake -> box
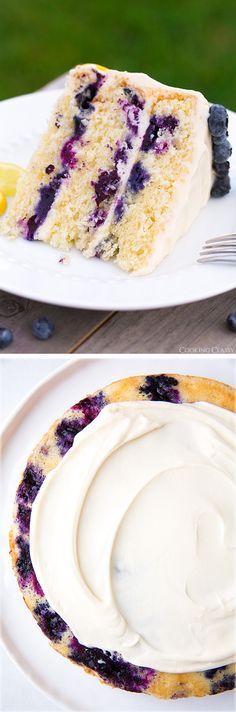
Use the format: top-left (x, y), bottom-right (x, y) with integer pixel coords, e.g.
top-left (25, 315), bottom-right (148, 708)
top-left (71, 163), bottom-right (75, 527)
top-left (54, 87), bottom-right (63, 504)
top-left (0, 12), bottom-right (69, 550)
top-left (10, 374), bottom-right (236, 699)
top-left (2, 64), bottom-right (232, 274)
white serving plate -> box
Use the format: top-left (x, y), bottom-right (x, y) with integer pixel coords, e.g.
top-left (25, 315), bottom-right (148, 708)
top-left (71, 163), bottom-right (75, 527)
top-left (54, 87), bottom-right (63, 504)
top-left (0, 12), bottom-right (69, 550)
top-left (0, 90), bottom-right (235, 310)
top-left (1, 356), bottom-right (235, 711)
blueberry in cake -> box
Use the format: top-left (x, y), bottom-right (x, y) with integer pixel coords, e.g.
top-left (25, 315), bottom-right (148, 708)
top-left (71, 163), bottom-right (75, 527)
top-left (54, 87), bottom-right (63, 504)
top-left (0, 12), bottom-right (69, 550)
top-left (10, 374), bottom-right (236, 700)
top-left (2, 64), bottom-right (232, 274)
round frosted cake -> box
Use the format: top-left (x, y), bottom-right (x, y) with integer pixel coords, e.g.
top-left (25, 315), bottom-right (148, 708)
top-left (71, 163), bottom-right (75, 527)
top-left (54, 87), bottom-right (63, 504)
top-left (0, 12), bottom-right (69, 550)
top-left (10, 373), bottom-right (236, 700)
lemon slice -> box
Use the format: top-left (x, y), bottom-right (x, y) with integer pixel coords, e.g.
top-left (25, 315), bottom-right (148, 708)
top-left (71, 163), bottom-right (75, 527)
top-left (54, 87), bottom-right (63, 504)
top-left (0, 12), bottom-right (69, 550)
top-left (94, 64), bottom-right (109, 72)
top-left (82, 63), bottom-right (109, 72)
top-left (0, 190), bottom-right (7, 215)
top-left (0, 162), bottom-right (24, 196)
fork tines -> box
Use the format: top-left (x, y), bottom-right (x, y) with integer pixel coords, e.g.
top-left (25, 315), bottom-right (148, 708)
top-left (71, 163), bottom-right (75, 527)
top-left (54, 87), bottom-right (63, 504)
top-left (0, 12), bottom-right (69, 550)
top-left (198, 233), bottom-right (236, 264)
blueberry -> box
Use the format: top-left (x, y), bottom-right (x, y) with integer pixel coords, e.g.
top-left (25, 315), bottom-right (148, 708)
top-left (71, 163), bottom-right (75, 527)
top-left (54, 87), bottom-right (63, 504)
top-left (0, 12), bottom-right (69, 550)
top-left (127, 161), bottom-right (150, 193)
top-left (16, 536), bottom-right (33, 582)
top-left (123, 88), bottom-right (144, 110)
top-left (0, 327), bottom-right (13, 349)
top-left (204, 667), bottom-right (225, 679)
top-left (208, 104), bottom-right (228, 137)
top-left (213, 137), bottom-right (232, 163)
top-left (56, 417), bottom-right (83, 455)
top-left (69, 637), bottom-right (155, 692)
top-left (141, 116), bottom-right (159, 152)
top-left (211, 175), bottom-right (230, 197)
top-left (89, 207), bottom-right (107, 228)
top-left (34, 601), bottom-right (67, 641)
top-left (73, 115), bottom-right (87, 138)
top-left (114, 142), bottom-right (128, 165)
top-left (56, 392), bottom-right (106, 454)
top-left (141, 114), bottom-right (178, 152)
top-left (75, 73), bottom-right (104, 111)
top-left (114, 196), bottom-right (125, 223)
top-left (213, 161), bottom-right (230, 177)
top-left (45, 164), bottom-right (55, 175)
top-left (226, 312), bottom-right (236, 332)
top-left (17, 463), bottom-right (44, 504)
top-left (72, 391), bottom-right (106, 417)
top-left (139, 375), bottom-right (181, 403)
top-left (17, 502), bottom-right (31, 534)
top-left (212, 134), bottom-right (227, 145)
top-left (92, 168), bottom-right (120, 206)
top-left (26, 171), bottom-right (67, 240)
top-left (55, 113), bottom-right (62, 128)
top-left (60, 137), bottom-right (77, 168)
top-left (95, 234), bottom-right (118, 259)
top-left (32, 317), bottom-right (55, 340)
top-left (211, 674), bottom-right (235, 695)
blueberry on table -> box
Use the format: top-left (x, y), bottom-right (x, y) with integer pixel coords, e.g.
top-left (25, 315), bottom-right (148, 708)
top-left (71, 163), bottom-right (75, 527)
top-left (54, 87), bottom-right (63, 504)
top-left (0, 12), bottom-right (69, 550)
top-left (0, 327), bottom-right (13, 349)
top-left (32, 317), bottom-right (55, 340)
top-left (226, 313), bottom-right (236, 333)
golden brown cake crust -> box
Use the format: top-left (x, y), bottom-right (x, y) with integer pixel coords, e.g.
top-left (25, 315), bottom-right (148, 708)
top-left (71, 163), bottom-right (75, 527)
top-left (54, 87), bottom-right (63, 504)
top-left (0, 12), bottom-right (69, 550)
top-left (10, 373), bottom-right (236, 699)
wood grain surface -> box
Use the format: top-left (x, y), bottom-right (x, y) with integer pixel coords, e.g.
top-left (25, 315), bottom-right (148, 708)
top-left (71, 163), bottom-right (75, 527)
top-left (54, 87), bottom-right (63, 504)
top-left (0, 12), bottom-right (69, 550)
top-left (76, 290), bottom-right (236, 354)
top-left (0, 74), bottom-right (235, 355)
top-left (0, 288), bottom-right (235, 354)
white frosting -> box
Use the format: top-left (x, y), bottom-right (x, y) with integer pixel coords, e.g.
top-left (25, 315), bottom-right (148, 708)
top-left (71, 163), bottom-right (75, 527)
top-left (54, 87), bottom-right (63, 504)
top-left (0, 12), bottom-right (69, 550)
top-left (30, 401), bottom-right (236, 673)
top-left (140, 92), bottom-right (212, 275)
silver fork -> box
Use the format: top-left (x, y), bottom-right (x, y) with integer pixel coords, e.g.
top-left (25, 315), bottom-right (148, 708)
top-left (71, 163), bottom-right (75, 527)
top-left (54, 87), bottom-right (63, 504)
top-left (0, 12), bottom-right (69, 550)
top-left (198, 233), bottom-right (236, 264)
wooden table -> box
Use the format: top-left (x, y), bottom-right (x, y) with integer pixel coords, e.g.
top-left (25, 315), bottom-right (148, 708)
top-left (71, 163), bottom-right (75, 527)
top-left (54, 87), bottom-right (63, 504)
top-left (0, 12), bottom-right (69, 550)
top-left (1, 75), bottom-right (235, 354)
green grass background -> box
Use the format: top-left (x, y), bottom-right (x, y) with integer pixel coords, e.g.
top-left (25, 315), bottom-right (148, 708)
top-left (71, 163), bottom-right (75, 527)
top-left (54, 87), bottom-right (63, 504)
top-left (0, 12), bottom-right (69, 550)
top-left (0, 0), bottom-right (236, 108)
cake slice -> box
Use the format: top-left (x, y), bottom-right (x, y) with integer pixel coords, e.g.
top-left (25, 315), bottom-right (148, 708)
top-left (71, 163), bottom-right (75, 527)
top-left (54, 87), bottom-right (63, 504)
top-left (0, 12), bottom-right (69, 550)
top-left (2, 64), bottom-right (232, 274)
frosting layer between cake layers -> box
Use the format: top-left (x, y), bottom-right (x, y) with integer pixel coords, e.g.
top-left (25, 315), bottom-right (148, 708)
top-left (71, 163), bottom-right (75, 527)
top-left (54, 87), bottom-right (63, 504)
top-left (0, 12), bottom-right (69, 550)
top-left (30, 400), bottom-right (236, 673)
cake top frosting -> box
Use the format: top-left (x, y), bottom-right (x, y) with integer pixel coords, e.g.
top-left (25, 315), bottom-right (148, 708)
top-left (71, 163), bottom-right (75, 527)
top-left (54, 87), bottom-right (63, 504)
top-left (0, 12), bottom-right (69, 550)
top-left (30, 400), bottom-right (236, 673)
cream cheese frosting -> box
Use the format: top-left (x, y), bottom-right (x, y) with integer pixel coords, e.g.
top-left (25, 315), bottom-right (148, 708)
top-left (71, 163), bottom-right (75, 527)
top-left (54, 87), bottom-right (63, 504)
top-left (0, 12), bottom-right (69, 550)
top-left (30, 401), bottom-right (236, 673)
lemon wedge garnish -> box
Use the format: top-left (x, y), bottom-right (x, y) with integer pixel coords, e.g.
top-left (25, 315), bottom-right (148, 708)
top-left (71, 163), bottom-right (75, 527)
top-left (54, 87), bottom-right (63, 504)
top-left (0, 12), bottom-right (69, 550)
top-left (0, 162), bottom-right (24, 196)
top-left (94, 64), bottom-right (109, 72)
top-left (82, 63), bottom-right (109, 72)
top-left (0, 190), bottom-right (7, 215)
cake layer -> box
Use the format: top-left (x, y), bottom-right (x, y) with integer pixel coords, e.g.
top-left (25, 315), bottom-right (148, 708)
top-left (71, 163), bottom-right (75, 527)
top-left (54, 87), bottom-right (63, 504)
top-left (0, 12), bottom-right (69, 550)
top-left (3, 65), bottom-right (107, 247)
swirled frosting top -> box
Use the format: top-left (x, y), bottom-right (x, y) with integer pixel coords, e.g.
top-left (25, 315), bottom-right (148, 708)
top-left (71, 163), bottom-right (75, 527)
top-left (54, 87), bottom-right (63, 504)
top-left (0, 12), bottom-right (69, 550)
top-left (30, 401), bottom-right (236, 672)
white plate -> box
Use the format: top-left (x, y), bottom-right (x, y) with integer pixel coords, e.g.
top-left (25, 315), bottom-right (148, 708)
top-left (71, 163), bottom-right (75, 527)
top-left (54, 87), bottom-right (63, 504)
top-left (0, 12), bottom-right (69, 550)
top-left (1, 356), bottom-right (235, 711)
top-left (0, 90), bottom-right (236, 311)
